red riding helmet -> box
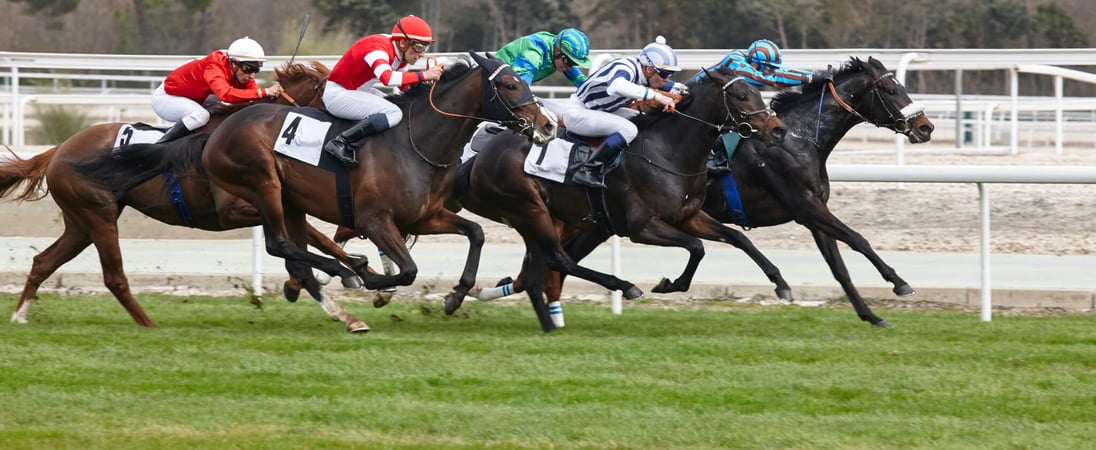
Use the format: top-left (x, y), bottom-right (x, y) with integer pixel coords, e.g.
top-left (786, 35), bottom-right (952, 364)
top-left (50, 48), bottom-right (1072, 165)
top-left (392, 15), bottom-right (435, 43)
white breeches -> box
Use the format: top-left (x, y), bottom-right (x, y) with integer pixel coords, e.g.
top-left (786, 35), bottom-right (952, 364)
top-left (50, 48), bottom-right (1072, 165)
top-left (561, 95), bottom-right (639, 143)
top-left (322, 81), bottom-right (403, 125)
top-left (151, 84), bottom-right (209, 131)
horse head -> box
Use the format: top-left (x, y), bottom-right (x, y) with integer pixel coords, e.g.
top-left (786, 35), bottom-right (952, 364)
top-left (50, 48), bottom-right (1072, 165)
top-left (829, 57), bottom-right (934, 143)
top-left (700, 67), bottom-right (787, 146)
top-left (273, 60), bottom-right (329, 108)
top-left (468, 51), bottom-right (556, 144)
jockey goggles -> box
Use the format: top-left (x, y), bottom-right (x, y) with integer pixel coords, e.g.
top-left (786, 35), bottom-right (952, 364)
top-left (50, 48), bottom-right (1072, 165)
top-left (237, 61), bottom-right (262, 74)
top-left (396, 21), bottom-right (431, 52)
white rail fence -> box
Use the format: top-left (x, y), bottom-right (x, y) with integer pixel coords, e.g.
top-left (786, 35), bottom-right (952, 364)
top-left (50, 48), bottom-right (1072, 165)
top-left (6, 49), bottom-right (1096, 150)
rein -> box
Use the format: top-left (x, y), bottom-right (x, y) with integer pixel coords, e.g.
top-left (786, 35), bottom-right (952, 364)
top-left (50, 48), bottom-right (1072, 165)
top-left (673, 77), bottom-right (773, 138)
top-left (627, 76), bottom-right (763, 178)
top-left (426, 61), bottom-right (536, 134)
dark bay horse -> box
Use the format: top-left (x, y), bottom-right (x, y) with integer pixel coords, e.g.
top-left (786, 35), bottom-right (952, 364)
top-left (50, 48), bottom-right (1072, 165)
top-left (454, 67), bottom-right (787, 332)
top-left (0, 62), bottom-right (363, 328)
top-left (96, 52), bottom-right (554, 332)
top-left (493, 57), bottom-right (935, 328)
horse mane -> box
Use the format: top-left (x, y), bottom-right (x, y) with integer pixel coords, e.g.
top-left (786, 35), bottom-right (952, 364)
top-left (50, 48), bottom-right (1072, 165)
top-left (385, 60), bottom-right (473, 108)
top-left (770, 57), bottom-right (864, 113)
top-left (630, 66), bottom-right (725, 128)
top-left (66, 134), bottom-right (210, 195)
top-left (208, 61), bottom-right (331, 117)
top-left (274, 60), bottom-right (330, 83)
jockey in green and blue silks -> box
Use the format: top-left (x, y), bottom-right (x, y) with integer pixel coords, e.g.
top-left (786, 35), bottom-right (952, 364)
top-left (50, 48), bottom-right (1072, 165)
top-left (496, 28), bottom-right (592, 88)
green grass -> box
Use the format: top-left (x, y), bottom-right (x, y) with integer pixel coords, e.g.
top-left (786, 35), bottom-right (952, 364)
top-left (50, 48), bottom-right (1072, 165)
top-left (1, 293), bottom-right (1093, 449)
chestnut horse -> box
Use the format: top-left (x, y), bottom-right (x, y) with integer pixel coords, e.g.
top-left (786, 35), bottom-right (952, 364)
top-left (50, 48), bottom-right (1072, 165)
top-left (487, 57), bottom-right (936, 328)
top-left (83, 52), bottom-right (555, 332)
top-left (0, 62), bottom-right (365, 329)
top-left (453, 66), bottom-right (787, 332)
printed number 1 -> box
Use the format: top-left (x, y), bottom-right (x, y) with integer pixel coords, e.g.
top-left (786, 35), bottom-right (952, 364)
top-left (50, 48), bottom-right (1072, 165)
top-left (119, 126), bottom-right (134, 146)
top-left (281, 116), bottom-right (301, 145)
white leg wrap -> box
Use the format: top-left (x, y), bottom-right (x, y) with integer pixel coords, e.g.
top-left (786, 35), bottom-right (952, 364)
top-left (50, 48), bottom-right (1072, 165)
top-left (549, 301), bottom-right (565, 328)
top-left (478, 283), bottom-right (515, 301)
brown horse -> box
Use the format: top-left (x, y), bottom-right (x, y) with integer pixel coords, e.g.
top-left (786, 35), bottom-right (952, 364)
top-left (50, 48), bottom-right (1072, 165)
top-left (86, 52), bottom-right (555, 331)
top-left (486, 57), bottom-right (936, 328)
top-left (453, 67), bottom-right (787, 332)
top-left (0, 62), bottom-right (368, 329)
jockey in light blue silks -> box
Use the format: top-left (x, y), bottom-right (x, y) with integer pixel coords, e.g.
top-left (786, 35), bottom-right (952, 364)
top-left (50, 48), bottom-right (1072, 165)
top-left (695, 39), bottom-right (832, 175)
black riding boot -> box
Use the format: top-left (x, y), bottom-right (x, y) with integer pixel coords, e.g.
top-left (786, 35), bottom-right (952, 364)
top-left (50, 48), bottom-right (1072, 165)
top-left (572, 142), bottom-right (623, 189)
top-left (156, 122), bottom-right (193, 143)
top-left (323, 114), bottom-right (390, 168)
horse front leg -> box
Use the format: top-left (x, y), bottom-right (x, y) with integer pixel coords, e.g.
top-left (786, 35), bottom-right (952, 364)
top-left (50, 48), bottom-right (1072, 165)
top-left (517, 246), bottom-right (556, 332)
top-left (811, 230), bottom-right (891, 328)
top-left (358, 216), bottom-right (419, 291)
top-left (678, 212), bottom-right (794, 301)
top-left (626, 218), bottom-right (707, 294)
top-left (800, 205), bottom-right (913, 296)
top-left (405, 209), bottom-right (484, 315)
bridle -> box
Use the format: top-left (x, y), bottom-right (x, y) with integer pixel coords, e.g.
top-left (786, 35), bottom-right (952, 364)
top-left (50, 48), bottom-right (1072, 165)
top-left (408, 58), bottom-right (542, 168)
top-left (427, 59), bottom-right (539, 136)
top-left (823, 71), bottom-right (924, 135)
top-left (673, 76), bottom-right (775, 139)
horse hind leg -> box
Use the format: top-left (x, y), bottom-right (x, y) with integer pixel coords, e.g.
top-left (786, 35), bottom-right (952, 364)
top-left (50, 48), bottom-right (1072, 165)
top-left (520, 249), bottom-right (557, 333)
top-left (85, 226), bottom-right (156, 327)
top-left (286, 259), bottom-right (369, 333)
top-left (812, 231), bottom-right (891, 328)
top-left (11, 228), bottom-right (92, 324)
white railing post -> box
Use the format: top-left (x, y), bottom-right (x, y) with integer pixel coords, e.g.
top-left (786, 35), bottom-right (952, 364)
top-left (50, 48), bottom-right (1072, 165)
top-left (1055, 75), bottom-right (1064, 155)
top-left (978, 183), bottom-right (992, 322)
top-left (1010, 67), bottom-right (1019, 154)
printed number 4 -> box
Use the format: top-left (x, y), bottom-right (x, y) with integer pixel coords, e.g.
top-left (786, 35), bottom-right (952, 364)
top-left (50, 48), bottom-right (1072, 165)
top-left (281, 116), bottom-right (301, 145)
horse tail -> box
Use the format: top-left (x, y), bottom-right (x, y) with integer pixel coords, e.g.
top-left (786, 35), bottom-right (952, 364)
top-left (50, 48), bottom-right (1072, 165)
top-left (0, 146), bottom-right (56, 201)
top-left (68, 133), bottom-right (211, 195)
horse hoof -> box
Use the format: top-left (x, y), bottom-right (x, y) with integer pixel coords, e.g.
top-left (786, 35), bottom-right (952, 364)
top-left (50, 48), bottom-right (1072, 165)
top-left (495, 276), bottom-right (514, 287)
top-left (775, 288), bottom-right (794, 302)
top-left (444, 294), bottom-right (465, 315)
top-left (347, 320), bottom-right (371, 333)
top-left (893, 284), bottom-right (915, 297)
top-left (651, 277), bottom-right (673, 293)
top-left (373, 291), bottom-right (393, 308)
top-left (282, 282), bottom-right (300, 303)
top-left (341, 276), bottom-right (363, 290)
top-left (872, 319), bottom-right (894, 328)
top-left (622, 286), bottom-right (644, 300)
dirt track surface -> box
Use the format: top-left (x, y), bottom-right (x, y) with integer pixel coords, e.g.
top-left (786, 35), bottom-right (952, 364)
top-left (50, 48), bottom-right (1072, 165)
top-left (2, 142), bottom-right (1094, 257)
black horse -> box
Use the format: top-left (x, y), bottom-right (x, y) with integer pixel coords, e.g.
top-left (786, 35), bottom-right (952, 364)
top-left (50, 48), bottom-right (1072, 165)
top-left (489, 57), bottom-right (935, 328)
top-left (454, 66), bottom-right (787, 332)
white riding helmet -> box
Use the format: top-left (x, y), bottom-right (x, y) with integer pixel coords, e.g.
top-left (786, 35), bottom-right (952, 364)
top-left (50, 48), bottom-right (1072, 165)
top-left (226, 36), bottom-right (267, 62)
top-left (639, 36), bottom-right (682, 72)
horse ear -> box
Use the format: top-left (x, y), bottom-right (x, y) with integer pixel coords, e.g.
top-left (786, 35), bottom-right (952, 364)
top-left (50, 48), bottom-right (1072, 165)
top-left (469, 51), bottom-right (488, 67)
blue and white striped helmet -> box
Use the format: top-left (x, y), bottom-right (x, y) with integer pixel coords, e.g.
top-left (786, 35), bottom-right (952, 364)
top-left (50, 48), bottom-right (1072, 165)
top-left (639, 36), bottom-right (682, 72)
top-left (746, 39), bottom-right (782, 68)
